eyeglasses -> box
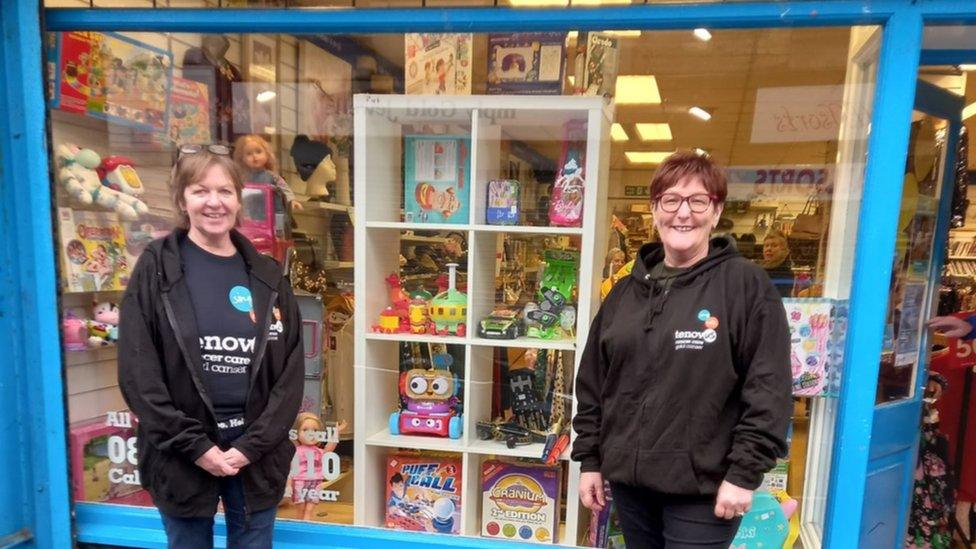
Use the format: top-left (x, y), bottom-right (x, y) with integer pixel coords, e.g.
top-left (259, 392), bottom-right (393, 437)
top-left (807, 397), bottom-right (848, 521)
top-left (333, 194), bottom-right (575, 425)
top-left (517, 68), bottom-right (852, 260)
top-left (655, 193), bottom-right (716, 214)
top-left (178, 143), bottom-right (231, 158)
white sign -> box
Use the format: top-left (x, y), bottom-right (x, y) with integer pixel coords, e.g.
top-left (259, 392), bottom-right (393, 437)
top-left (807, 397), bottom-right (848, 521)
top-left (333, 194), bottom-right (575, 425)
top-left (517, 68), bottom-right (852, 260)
top-left (751, 85), bottom-right (845, 143)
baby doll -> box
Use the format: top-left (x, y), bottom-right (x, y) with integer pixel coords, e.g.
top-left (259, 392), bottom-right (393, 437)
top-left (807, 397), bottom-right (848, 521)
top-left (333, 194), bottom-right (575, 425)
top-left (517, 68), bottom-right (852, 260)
top-left (291, 413), bottom-right (347, 521)
top-left (233, 134), bottom-right (303, 211)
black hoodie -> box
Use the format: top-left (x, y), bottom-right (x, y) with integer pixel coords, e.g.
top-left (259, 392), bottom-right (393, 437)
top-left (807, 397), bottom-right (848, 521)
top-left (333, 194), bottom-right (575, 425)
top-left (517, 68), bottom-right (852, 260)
top-left (572, 236), bottom-right (792, 494)
top-left (118, 229), bottom-right (304, 517)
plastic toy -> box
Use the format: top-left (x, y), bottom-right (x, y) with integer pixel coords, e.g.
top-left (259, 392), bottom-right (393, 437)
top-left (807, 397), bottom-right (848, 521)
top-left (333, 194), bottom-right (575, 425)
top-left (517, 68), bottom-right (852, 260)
top-left (97, 156), bottom-right (145, 197)
top-left (389, 365), bottom-right (463, 439)
top-left (539, 249), bottom-right (579, 302)
top-left (429, 263), bottom-right (467, 336)
top-left (548, 157), bottom-right (584, 227)
top-left (524, 290), bottom-right (576, 340)
top-left (87, 301), bottom-right (119, 347)
top-left (62, 310), bottom-right (89, 351)
top-left (408, 299), bottom-right (429, 334)
top-left (477, 308), bottom-right (523, 340)
top-left (486, 179), bottom-right (520, 225)
top-left (371, 275), bottom-right (432, 334)
top-left (56, 143), bottom-right (150, 221)
top-left (239, 183), bottom-right (294, 264)
top-left (476, 420), bottom-right (546, 448)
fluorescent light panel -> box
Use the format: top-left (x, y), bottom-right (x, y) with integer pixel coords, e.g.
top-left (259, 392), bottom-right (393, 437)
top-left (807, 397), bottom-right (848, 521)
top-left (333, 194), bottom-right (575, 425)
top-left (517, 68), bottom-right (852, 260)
top-left (689, 106), bottom-right (712, 121)
top-left (615, 75), bottom-right (662, 105)
top-left (567, 30), bottom-right (642, 41)
top-left (625, 151), bottom-right (674, 164)
top-left (256, 90), bottom-right (277, 103)
top-left (693, 28), bottom-right (712, 41)
top-left (960, 64), bottom-right (976, 71)
top-left (611, 123), bottom-right (629, 141)
top-left (635, 123), bottom-right (673, 141)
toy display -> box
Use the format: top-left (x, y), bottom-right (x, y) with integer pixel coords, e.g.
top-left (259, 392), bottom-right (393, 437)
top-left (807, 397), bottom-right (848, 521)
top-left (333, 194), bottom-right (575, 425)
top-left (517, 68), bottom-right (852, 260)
top-left (549, 121), bottom-right (587, 227)
top-left (523, 249), bottom-right (579, 340)
top-left (386, 453), bottom-right (462, 534)
top-left (478, 308), bottom-right (524, 340)
top-left (403, 135), bottom-right (471, 224)
top-left (481, 459), bottom-right (562, 544)
top-left (239, 183), bottom-right (294, 264)
top-left (56, 144), bottom-right (150, 221)
top-left (486, 179), bottom-right (521, 225)
top-left (404, 33), bottom-right (472, 96)
top-left (87, 301), bottom-right (119, 347)
top-left (289, 412), bottom-right (347, 521)
top-left (486, 33), bottom-right (566, 96)
top-left (390, 365), bottom-right (463, 439)
top-left (58, 207), bottom-right (129, 292)
top-left (783, 298), bottom-right (846, 397)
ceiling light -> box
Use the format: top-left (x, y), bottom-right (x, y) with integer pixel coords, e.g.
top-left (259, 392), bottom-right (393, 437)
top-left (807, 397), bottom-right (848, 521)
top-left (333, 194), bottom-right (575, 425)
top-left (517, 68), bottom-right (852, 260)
top-left (693, 148), bottom-right (709, 156)
top-left (960, 64), bottom-right (976, 72)
top-left (693, 28), bottom-right (712, 42)
top-left (615, 75), bottom-right (662, 105)
top-left (611, 123), bottom-right (629, 142)
top-left (625, 151), bottom-right (674, 164)
top-left (567, 30), bottom-right (642, 42)
top-left (256, 90), bottom-right (277, 103)
top-left (507, 0), bottom-right (568, 6)
top-left (689, 106), bottom-right (712, 121)
top-left (963, 101), bottom-right (976, 121)
top-left (635, 123), bottom-right (673, 141)
top-left (568, 75), bottom-right (575, 86)
top-left (571, 0), bottom-right (633, 5)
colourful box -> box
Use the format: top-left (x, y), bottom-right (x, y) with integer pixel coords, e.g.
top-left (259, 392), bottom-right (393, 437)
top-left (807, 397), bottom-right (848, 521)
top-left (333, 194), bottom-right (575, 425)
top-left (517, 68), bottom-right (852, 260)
top-left (481, 459), bottom-right (562, 544)
top-left (403, 135), bottom-right (471, 225)
top-left (386, 453), bottom-right (462, 534)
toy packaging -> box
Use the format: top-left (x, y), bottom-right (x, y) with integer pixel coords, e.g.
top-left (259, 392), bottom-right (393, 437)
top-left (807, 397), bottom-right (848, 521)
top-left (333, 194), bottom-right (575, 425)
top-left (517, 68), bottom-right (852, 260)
top-left (782, 298), bottom-right (847, 397)
top-left (486, 33), bottom-right (566, 95)
top-left (58, 207), bottom-right (129, 292)
top-left (580, 32), bottom-right (620, 98)
top-left (481, 459), bottom-right (562, 544)
top-left (386, 453), bottom-right (463, 534)
top-left (730, 491), bottom-right (800, 549)
top-left (486, 179), bottom-right (521, 225)
top-left (403, 135), bottom-right (471, 225)
top-left (167, 76), bottom-right (211, 145)
top-left (586, 481), bottom-right (625, 548)
top-left (69, 411), bottom-right (152, 506)
top-left (548, 121), bottom-right (587, 227)
top-left (404, 33), bottom-right (473, 95)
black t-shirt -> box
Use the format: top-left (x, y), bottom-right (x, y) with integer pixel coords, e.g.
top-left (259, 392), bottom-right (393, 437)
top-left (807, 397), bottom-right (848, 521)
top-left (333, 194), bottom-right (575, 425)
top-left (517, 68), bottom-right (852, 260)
top-left (180, 237), bottom-right (256, 439)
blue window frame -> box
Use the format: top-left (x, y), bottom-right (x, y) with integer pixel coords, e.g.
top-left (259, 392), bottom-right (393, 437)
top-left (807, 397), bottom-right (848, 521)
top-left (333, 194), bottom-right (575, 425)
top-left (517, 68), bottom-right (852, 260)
top-left (6, 0), bottom-right (973, 547)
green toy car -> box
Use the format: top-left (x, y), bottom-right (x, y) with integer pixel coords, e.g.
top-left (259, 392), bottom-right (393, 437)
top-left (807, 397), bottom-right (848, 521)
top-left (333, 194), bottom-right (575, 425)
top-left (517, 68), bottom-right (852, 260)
top-left (477, 309), bottom-right (524, 340)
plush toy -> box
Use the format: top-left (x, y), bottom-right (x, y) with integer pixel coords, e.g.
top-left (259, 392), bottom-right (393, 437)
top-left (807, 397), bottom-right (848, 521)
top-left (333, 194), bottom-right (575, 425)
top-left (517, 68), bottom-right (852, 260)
top-left (97, 155), bottom-right (145, 197)
top-left (56, 143), bottom-right (149, 220)
top-left (87, 301), bottom-right (119, 347)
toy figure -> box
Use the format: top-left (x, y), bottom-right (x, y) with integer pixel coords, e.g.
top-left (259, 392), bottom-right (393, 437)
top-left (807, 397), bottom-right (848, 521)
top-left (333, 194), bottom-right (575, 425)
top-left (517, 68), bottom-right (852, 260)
top-left (87, 301), bottom-right (119, 347)
top-left (429, 263), bottom-right (467, 336)
top-left (409, 299), bottom-right (429, 334)
top-left (291, 413), bottom-right (346, 521)
top-left (389, 366), bottom-right (462, 439)
top-left (56, 143), bottom-right (149, 221)
top-left (233, 134), bottom-right (302, 211)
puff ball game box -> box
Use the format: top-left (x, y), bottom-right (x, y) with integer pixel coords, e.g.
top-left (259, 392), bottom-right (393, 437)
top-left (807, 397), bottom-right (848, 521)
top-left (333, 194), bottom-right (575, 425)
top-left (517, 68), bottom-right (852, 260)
top-left (481, 459), bottom-right (562, 544)
top-left (386, 453), bottom-right (462, 534)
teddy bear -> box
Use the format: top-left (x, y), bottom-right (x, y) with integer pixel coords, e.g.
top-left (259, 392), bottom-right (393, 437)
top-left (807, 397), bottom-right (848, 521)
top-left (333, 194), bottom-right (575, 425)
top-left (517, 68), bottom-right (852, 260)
top-left (87, 301), bottom-right (119, 347)
top-left (56, 143), bottom-right (150, 221)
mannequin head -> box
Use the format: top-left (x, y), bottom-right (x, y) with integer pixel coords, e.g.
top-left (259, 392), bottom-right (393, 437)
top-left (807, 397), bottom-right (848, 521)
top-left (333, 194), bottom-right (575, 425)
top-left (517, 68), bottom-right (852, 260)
top-left (201, 35), bottom-right (231, 63)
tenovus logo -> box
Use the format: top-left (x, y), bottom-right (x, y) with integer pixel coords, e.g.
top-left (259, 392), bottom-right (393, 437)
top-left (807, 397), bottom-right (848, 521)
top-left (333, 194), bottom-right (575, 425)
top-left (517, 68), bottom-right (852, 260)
top-left (229, 286), bottom-right (253, 313)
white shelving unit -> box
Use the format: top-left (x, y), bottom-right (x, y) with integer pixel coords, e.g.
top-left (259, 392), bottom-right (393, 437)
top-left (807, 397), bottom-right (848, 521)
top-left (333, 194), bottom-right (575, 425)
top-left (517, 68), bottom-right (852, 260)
top-left (353, 93), bottom-right (611, 545)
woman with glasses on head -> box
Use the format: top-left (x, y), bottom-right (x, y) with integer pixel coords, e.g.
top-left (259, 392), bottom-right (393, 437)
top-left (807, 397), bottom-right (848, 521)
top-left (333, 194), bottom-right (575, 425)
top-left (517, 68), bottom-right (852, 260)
top-left (117, 146), bottom-right (304, 549)
top-left (572, 151), bottom-right (792, 548)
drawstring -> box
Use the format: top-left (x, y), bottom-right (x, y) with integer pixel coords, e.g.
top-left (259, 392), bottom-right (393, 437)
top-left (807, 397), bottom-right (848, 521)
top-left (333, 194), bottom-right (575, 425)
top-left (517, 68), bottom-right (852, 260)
top-left (644, 275), bottom-right (667, 331)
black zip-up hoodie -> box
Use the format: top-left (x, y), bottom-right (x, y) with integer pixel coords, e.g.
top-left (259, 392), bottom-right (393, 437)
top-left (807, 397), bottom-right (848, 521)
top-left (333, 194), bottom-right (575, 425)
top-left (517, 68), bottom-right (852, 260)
top-left (118, 229), bottom-right (304, 517)
top-left (572, 236), bottom-right (792, 494)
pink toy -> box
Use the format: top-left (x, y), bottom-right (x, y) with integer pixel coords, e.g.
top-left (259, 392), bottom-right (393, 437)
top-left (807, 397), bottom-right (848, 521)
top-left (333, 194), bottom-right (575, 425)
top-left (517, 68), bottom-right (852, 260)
top-left (62, 311), bottom-right (89, 351)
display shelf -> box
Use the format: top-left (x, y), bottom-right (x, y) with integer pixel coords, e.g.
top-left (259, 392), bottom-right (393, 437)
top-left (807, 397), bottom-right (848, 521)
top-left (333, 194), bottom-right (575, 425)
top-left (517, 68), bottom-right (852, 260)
top-left (465, 438), bottom-right (570, 461)
top-left (470, 224), bottom-right (583, 236)
top-left (65, 346), bottom-right (117, 367)
top-left (355, 93), bottom-right (611, 543)
top-left (364, 428), bottom-right (467, 453)
top-left (321, 261), bottom-right (355, 270)
top-left (467, 336), bottom-right (576, 351)
top-left (305, 201), bottom-right (354, 215)
top-left (366, 221), bottom-right (472, 232)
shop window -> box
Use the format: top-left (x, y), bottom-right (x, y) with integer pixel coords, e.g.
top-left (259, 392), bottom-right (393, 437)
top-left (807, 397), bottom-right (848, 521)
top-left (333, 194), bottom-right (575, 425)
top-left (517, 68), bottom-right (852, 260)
top-left (48, 25), bottom-right (879, 547)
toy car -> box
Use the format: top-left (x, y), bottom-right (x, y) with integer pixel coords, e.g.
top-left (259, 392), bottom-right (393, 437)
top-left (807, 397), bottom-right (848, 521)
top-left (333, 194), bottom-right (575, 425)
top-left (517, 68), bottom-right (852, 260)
top-left (239, 183), bottom-right (294, 264)
top-left (477, 309), bottom-right (523, 339)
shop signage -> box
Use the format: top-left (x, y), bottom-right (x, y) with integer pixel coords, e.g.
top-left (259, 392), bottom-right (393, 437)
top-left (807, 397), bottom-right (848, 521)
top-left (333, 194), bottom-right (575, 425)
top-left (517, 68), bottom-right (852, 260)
top-left (750, 85), bottom-right (844, 143)
top-left (624, 185), bottom-right (651, 197)
top-left (726, 165), bottom-right (833, 200)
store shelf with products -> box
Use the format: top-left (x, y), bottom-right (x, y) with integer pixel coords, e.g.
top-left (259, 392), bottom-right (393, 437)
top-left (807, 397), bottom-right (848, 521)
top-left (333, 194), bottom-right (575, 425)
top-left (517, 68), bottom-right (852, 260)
top-left (354, 93), bottom-right (610, 545)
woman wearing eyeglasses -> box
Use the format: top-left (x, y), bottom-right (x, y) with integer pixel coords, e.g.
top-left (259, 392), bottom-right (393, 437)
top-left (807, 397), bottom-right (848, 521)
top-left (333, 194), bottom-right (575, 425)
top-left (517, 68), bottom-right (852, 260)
top-left (572, 151), bottom-right (792, 548)
top-left (118, 147), bottom-right (303, 548)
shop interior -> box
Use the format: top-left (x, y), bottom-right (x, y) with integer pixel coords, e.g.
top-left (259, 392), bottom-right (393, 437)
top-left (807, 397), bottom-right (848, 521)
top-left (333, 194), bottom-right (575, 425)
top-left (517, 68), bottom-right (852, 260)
top-left (50, 24), bottom-right (887, 548)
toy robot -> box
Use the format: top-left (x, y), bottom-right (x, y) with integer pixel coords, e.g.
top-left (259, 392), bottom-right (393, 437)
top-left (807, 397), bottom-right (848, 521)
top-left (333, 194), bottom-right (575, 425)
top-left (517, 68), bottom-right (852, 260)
top-left (390, 366), bottom-right (463, 439)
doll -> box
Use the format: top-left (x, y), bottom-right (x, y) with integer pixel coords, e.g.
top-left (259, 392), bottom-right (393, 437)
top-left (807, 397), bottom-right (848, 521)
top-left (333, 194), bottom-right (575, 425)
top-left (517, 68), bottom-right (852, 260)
top-left (291, 413), bottom-right (347, 521)
top-left (233, 134), bottom-right (303, 211)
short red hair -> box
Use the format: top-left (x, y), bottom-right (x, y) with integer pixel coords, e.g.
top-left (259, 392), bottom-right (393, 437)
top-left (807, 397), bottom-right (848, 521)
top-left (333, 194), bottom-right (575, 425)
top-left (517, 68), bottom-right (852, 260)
top-left (648, 151), bottom-right (727, 204)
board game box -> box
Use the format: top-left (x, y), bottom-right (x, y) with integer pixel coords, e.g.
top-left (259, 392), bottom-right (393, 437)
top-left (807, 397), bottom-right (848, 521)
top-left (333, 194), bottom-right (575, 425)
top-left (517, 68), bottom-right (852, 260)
top-left (403, 135), bottom-right (471, 224)
top-left (481, 459), bottom-right (562, 544)
top-left (58, 207), bottom-right (129, 292)
top-left (386, 453), bottom-right (462, 534)
top-left (486, 33), bottom-right (565, 95)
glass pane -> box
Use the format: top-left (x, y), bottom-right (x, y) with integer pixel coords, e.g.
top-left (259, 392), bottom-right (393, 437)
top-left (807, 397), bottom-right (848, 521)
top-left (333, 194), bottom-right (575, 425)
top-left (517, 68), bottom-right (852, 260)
top-left (876, 112), bottom-right (949, 404)
top-left (47, 23), bottom-right (880, 548)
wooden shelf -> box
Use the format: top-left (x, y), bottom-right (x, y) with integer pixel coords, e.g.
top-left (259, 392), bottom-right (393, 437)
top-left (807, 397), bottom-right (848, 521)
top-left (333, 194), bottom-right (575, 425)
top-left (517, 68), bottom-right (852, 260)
top-left (366, 221), bottom-right (470, 232)
top-left (468, 336), bottom-right (576, 351)
top-left (365, 428), bottom-right (466, 454)
top-left (466, 438), bottom-right (569, 461)
top-left (471, 224), bottom-right (583, 236)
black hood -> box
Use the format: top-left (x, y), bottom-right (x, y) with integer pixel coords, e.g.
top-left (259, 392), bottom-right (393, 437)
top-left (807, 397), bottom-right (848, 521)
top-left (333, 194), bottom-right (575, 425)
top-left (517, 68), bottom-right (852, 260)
top-left (632, 235), bottom-right (740, 290)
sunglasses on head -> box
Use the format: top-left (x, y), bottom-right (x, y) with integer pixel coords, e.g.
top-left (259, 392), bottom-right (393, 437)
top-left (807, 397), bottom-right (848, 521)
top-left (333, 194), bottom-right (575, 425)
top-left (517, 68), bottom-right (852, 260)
top-left (178, 143), bottom-right (231, 158)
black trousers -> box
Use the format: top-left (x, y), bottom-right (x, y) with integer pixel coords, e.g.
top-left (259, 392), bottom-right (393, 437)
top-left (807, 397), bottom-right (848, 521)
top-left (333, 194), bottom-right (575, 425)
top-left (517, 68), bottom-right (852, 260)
top-left (609, 482), bottom-right (742, 549)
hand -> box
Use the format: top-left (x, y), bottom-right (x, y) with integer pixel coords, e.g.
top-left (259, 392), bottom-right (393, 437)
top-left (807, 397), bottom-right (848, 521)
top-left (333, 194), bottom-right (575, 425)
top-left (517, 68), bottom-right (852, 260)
top-left (224, 448), bottom-right (251, 469)
top-left (579, 471), bottom-right (606, 512)
top-left (714, 480), bottom-right (753, 520)
top-left (194, 446), bottom-right (238, 477)
top-left (928, 315), bottom-right (973, 339)
top-left (290, 200), bottom-right (304, 211)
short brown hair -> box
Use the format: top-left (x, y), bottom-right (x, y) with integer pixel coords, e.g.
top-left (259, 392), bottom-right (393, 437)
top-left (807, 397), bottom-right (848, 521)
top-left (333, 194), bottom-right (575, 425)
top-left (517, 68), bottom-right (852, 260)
top-left (648, 151), bottom-right (727, 204)
top-left (170, 152), bottom-right (244, 229)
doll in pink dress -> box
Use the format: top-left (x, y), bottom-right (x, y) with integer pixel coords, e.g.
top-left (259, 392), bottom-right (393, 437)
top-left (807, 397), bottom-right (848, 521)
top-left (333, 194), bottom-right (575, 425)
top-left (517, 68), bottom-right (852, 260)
top-left (291, 413), bottom-right (347, 521)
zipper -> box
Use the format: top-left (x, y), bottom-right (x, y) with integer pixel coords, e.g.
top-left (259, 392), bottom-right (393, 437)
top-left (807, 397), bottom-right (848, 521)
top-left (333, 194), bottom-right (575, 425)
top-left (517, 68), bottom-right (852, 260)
top-left (162, 292), bottom-right (218, 422)
top-left (240, 289), bottom-right (277, 521)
